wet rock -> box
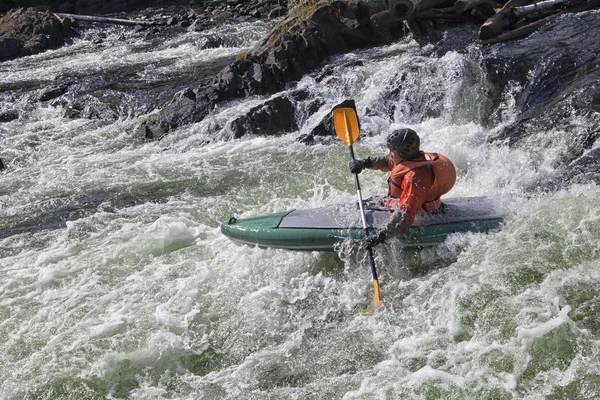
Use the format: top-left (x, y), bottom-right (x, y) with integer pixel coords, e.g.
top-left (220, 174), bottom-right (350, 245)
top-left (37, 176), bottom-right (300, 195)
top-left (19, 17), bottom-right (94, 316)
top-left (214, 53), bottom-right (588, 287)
top-left (297, 112), bottom-right (334, 145)
top-left (135, 120), bottom-right (167, 140)
top-left (63, 95), bottom-right (119, 121)
top-left (199, 35), bottom-right (224, 49)
top-left (37, 85), bottom-right (69, 102)
top-left (57, 2), bottom-right (76, 13)
top-left (482, 11), bottom-right (600, 159)
top-left (0, 109), bottom-right (19, 122)
top-left (0, 8), bottom-right (77, 62)
top-left (566, 147), bottom-right (600, 185)
top-left (228, 95), bottom-right (297, 138)
top-left (142, 1), bottom-right (404, 139)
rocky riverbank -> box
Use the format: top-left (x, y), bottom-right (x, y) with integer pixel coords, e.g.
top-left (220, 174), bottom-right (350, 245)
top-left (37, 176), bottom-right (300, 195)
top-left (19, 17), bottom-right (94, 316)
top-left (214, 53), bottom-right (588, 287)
top-left (1, 1), bottom-right (599, 184)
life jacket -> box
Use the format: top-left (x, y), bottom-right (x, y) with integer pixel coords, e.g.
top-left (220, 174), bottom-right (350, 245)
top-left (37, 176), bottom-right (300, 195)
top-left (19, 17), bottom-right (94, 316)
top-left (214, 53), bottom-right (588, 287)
top-left (386, 151), bottom-right (456, 213)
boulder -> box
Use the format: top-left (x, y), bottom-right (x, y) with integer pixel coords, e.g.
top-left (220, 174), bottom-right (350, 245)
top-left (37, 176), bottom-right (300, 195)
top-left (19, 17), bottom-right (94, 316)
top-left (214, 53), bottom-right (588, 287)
top-left (0, 8), bottom-right (77, 62)
top-left (228, 95), bottom-right (297, 138)
top-left (0, 109), bottom-right (19, 122)
top-left (141, 1), bottom-right (406, 139)
top-left (482, 11), bottom-right (600, 157)
top-left (37, 85), bottom-right (69, 102)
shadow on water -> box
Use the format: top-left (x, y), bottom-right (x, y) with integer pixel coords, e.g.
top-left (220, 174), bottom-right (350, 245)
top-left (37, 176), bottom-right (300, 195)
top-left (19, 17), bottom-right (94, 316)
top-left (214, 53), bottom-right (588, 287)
top-left (0, 189), bottom-right (172, 240)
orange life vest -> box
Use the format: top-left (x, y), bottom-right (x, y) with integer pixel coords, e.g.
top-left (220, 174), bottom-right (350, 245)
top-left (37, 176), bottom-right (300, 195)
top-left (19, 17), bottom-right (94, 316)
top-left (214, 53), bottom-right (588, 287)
top-left (386, 151), bottom-right (456, 212)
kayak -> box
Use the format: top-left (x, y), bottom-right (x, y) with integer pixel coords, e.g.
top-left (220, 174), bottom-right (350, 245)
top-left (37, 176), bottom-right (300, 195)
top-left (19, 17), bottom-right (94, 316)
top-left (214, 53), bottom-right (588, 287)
top-left (221, 196), bottom-right (504, 251)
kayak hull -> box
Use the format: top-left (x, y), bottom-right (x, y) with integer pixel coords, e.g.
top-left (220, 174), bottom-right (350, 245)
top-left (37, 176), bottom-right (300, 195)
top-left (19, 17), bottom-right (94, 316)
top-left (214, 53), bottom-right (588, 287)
top-left (221, 197), bottom-right (504, 251)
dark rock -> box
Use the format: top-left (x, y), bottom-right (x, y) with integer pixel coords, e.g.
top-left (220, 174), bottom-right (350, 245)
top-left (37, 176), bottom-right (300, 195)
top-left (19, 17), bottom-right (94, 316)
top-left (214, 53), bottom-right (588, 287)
top-left (141, 1), bottom-right (404, 139)
top-left (0, 8), bottom-right (76, 62)
top-left (0, 110), bottom-right (19, 122)
top-left (63, 95), bottom-right (119, 121)
top-left (0, 158), bottom-right (5, 171)
top-left (482, 11), bottom-right (600, 158)
top-left (135, 120), bottom-right (166, 140)
top-left (297, 112), bottom-right (334, 144)
top-left (566, 147), bottom-right (600, 185)
top-left (37, 85), bottom-right (69, 102)
top-left (229, 96), bottom-right (297, 138)
top-left (57, 2), bottom-right (76, 13)
top-left (199, 35), bottom-right (224, 49)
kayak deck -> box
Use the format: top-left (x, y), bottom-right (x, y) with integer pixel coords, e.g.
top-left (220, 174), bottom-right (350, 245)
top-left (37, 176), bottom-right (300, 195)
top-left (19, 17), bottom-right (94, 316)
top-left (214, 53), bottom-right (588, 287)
top-left (221, 197), bottom-right (504, 251)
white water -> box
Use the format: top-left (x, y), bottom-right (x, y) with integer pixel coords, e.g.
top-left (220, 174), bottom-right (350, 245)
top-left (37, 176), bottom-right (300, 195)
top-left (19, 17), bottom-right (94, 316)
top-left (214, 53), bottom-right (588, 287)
top-left (1, 15), bottom-right (600, 400)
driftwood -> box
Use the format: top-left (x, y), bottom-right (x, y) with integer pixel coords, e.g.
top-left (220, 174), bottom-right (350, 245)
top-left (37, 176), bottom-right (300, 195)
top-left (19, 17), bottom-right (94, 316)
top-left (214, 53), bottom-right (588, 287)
top-left (54, 13), bottom-right (161, 27)
top-left (388, 0), bottom-right (456, 20)
top-left (478, 0), bottom-right (533, 39)
top-left (454, 0), bottom-right (503, 12)
top-left (483, 0), bottom-right (600, 43)
top-left (414, 7), bottom-right (476, 19)
top-left (512, 0), bottom-right (581, 17)
top-left (482, 12), bottom-right (559, 43)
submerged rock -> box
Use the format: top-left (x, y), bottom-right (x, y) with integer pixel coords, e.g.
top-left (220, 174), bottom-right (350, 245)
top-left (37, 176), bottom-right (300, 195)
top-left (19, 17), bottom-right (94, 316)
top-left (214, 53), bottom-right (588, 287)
top-left (0, 109), bottom-right (19, 122)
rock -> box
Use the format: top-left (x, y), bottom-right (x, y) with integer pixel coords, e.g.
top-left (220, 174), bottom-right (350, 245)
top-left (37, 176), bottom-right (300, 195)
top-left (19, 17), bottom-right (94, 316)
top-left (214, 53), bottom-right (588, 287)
top-left (297, 112), bottom-right (334, 145)
top-left (199, 35), bottom-right (224, 49)
top-left (0, 8), bottom-right (77, 62)
top-left (0, 158), bottom-right (5, 171)
top-left (228, 95), bottom-right (297, 138)
top-left (37, 85), bottom-right (69, 102)
top-left (57, 2), bottom-right (76, 13)
top-left (63, 95), bottom-right (119, 121)
top-left (141, 1), bottom-right (405, 139)
top-left (482, 11), bottom-right (600, 159)
top-left (0, 110), bottom-right (19, 122)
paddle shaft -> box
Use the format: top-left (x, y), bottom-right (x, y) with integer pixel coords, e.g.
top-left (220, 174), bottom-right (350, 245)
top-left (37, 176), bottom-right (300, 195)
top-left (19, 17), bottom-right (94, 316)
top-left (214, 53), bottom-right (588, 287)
top-left (348, 146), bottom-right (380, 286)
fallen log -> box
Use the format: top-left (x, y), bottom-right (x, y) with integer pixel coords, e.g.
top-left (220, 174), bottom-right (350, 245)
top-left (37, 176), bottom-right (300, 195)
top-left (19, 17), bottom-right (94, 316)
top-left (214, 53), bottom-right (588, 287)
top-left (482, 0), bottom-right (600, 43)
top-left (482, 12), bottom-right (560, 43)
top-left (54, 13), bottom-right (162, 27)
top-left (511, 0), bottom-right (581, 18)
top-left (478, 0), bottom-right (533, 39)
top-left (388, 0), bottom-right (455, 20)
top-left (414, 7), bottom-right (476, 20)
top-left (454, 0), bottom-right (503, 13)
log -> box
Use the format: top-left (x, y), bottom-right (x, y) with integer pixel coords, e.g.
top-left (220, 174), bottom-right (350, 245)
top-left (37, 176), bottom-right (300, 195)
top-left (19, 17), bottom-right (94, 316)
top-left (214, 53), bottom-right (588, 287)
top-left (478, 0), bottom-right (533, 39)
top-left (454, 0), bottom-right (502, 13)
top-left (482, 0), bottom-right (600, 43)
top-left (482, 12), bottom-right (560, 43)
top-left (414, 7), bottom-right (476, 20)
top-left (54, 13), bottom-right (161, 27)
top-left (511, 0), bottom-right (580, 18)
top-left (389, 0), bottom-right (455, 20)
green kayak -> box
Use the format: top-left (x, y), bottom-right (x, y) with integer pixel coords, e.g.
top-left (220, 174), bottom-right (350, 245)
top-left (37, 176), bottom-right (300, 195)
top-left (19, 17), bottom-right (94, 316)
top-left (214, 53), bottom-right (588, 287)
top-left (221, 196), bottom-right (504, 251)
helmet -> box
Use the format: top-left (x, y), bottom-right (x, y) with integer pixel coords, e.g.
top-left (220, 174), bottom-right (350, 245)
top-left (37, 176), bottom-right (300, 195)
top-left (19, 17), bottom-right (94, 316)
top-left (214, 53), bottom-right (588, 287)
top-left (386, 128), bottom-right (420, 159)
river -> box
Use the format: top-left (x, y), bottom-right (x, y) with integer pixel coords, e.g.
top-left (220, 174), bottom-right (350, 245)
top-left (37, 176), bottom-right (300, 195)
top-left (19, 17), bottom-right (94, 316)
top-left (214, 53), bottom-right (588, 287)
top-left (1, 8), bottom-right (599, 399)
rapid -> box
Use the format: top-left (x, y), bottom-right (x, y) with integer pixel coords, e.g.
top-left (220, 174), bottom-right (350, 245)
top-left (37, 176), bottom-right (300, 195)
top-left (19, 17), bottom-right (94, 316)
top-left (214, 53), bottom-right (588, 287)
top-left (1, 9), bottom-right (600, 399)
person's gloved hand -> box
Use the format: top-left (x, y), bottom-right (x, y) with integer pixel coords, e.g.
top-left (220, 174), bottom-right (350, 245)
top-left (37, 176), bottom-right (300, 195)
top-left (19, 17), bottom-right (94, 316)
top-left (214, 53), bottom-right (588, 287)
top-left (349, 157), bottom-right (373, 174)
top-left (362, 231), bottom-right (386, 249)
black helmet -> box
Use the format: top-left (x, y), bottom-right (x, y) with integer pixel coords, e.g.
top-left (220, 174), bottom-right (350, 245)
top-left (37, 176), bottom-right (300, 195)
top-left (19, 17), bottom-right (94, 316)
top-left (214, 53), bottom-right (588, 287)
top-left (386, 128), bottom-right (420, 159)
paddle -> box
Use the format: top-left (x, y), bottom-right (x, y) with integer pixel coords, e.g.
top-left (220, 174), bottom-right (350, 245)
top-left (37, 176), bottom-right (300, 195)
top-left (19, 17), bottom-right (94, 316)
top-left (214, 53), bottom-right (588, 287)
top-left (332, 99), bottom-right (382, 310)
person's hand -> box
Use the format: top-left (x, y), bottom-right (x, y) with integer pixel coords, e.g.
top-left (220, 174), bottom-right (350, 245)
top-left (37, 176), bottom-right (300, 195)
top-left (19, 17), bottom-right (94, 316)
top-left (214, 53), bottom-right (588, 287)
top-left (362, 231), bottom-right (386, 249)
top-left (349, 158), bottom-right (372, 174)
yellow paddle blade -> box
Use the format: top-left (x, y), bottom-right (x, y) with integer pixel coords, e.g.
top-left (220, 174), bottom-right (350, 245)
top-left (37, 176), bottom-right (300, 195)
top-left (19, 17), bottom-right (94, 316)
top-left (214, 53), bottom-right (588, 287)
top-left (333, 106), bottom-right (360, 146)
top-left (366, 280), bottom-right (382, 314)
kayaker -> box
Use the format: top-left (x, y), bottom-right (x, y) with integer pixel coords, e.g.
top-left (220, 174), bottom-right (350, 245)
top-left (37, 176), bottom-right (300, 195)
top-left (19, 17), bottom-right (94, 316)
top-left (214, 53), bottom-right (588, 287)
top-left (349, 128), bottom-right (456, 248)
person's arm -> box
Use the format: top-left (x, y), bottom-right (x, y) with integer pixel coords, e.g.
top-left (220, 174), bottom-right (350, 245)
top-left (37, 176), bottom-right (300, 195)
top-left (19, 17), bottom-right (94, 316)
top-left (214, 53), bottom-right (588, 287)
top-left (349, 155), bottom-right (391, 174)
top-left (384, 165), bottom-right (434, 234)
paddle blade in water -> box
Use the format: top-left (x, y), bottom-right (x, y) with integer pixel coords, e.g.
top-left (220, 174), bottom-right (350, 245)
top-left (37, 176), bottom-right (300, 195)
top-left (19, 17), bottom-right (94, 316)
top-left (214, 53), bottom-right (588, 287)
top-left (333, 101), bottom-right (360, 146)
